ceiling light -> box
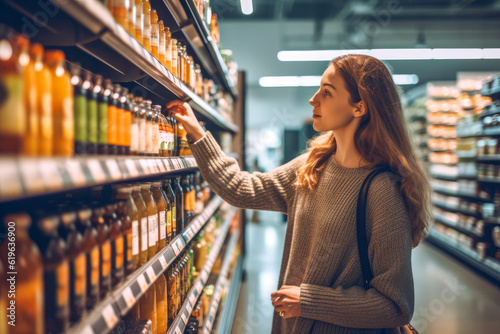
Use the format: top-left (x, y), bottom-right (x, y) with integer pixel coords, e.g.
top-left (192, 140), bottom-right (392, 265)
top-left (241, 0), bottom-right (253, 15)
top-left (392, 74), bottom-right (419, 85)
top-left (277, 48), bottom-right (500, 61)
top-left (259, 74), bottom-right (419, 87)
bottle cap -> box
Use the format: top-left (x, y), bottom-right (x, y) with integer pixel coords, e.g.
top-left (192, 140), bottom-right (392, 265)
top-left (3, 213), bottom-right (31, 228)
top-left (45, 49), bottom-right (65, 63)
top-left (30, 43), bottom-right (44, 57)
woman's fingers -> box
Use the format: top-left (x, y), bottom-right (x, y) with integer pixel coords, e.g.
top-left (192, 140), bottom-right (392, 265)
top-left (274, 305), bottom-right (288, 313)
top-left (166, 100), bottom-right (185, 109)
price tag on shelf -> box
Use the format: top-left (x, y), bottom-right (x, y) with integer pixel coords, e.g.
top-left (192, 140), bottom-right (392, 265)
top-left (148, 159), bottom-right (159, 173)
top-left (189, 294), bottom-right (196, 307)
top-left (139, 159), bottom-right (151, 174)
top-left (162, 159), bottom-right (172, 171)
top-left (38, 159), bottom-right (64, 191)
top-left (106, 159), bottom-right (122, 180)
top-left (87, 159), bottom-right (107, 182)
top-left (102, 304), bottom-right (119, 329)
top-left (210, 307), bottom-right (216, 317)
top-left (156, 159), bottom-right (166, 172)
top-left (81, 325), bottom-right (95, 334)
top-left (124, 159), bottom-right (140, 177)
top-left (185, 227), bottom-right (194, 240)
top-left (146, 266), bottom-right (157, 284)
top-left (196, 282), bottom-right (203, 294)
top-left (201, 271), bottom-right (208, 282)
top-left (174, 326), bottom-right (182, 334)
top-left (159, 256), bottom-right (168, 270)
top-left (19, 159), bottom-right (44, 192)
top-left (187, 301), bottom-right (193, 314)
top-left (171, 242), bottom-right (180, 256)
top-left (137, 275), bottom-right (148, 293)
top-left (63, 159), bottom-right (86, 187)
top-left (122, 287), bottom-right (136, 308)
top-left (181, 312), bottom-right (188, 325)
top-left (175, 239), bottom-right (184, 252)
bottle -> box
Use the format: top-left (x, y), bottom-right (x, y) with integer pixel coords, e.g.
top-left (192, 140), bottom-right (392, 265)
top-left (150, 9), bottom-right (159, 59)
top-left (0, 28), bottom-right (25, 154)
top-left (0, 213), bottom-right (44, 334)
top-left (171, 38), bottom-right (178, 77)
top-left (104, 203), bottom-right (125, 288)
top-left (87, 72), bottom-right (99, 154)
top-left (129, 93), bottom-right (139, 155)
top-left (142, 0), bottom-right (152, 52)
top-left (161, 180), bottom-right (173, 243)
top-left (184, 53), bottom-right (191, 87)
top-left (33, 213), bottom-right (70, 334)
top-left (73, 66), bottom-right (88, 155)
top-left (31, 43), bottom-right (53, 156)
top-left (76, 208), bottom-right (100, 311)
top-left (108, 84), bottom-right (120, 155)
top-left (177, 122), bottom-right (190, 156)
top-left (98, 78), bottom-right (111, 154)
top-left (173, 176), bottom-right (184, 235)
top-left (135, 0), bottom-right (143, 45)
top-left (163, 178), bottom-right (177, 238)
top-left (91, 206), bottom-right (112, 299)
top-left (158, 20), bottom-right (166, 65)
top-left (181, 175), bottom-right (192, 225)
top-left (155, 273), bottom-right (167, 333)
top-left (175, 261), bottom-right (182, 307)
top-left (144, 99), bottom-right (154, 156)
top-left (195, 65), bottom-right (203, 97)
top-left (14, 36), bottom-right (38, 156)
top-left (113, 0), bottom-right (129, 31)
top-left (188, 174), bottom-right (196, 219)
top-left (119, 87), bottom-right (132, 155)
top-left (187, 56), bottom-right (194, 90)
top-left (151, 181), bottom-right (167, 250)
top-left (158, 108), bottom-right (168, 157)
top-left (136, 96), bottom-right (147, 156)
top-left (166, 265), bottom-right (176, 327)
top-left (112, 185), bottom-right (140, 276)
top-left (128, 0), bottom-right (136, 36)
top-left (58, 209), bottom-right (86, 324)
top-left (177, 43), bottom-right (183, 81)
top-left (141, 182), bottom-right (159, 259)
top-left (139, 286), bottom-right (157, 334)
top-left (165, 27), bottom-right (172, 71)
top-left (153, 105), bottom-right (161, 157)
top-left (46, 50), bottom-right (74, 156)
top-left (131, 184), bottom-right (149, 266)
top-left (166, 112), bottom-right (176, 157)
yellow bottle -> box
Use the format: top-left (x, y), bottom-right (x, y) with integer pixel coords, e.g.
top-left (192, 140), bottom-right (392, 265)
top-left (45, 50), bottom-right (74, 156)
top-left (142, 0), bottom-right (152, 52)
top-left (150, 9), bottom-right (159, 59)
top-left (113, 0), bottom-right (129, 31)
top-left (164, 27), bottom-right (172, 71)
top-left (171, 39), bottom-right (178, 77)
top-left (132, 185), bottom-right (149, 266)
top-left (140, 182), bottom-right (159, 259)
top-left (155, 273), bottom-right (167, 333)
top-left (135, 0), bottom-right (143, 45)
top-left (128, 0), bottom-right (136, 35)
top-left (158, 20), bottom-right (166, 65)
top-left (139, 285), bottom-right (157, 334)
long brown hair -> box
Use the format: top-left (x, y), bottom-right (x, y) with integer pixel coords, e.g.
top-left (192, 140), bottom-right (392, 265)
top-left (295, 54), bottom-right (430, 247)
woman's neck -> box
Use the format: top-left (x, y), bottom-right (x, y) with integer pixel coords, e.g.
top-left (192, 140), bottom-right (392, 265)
top-left (332, 126), bottom-right (368, 168)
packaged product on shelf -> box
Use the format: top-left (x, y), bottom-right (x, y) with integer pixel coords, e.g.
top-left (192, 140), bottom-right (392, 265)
top-left (171, 38), bottom-right (178, 77)
top-left (113, 0), bottom-right (130, 33)
top-left (91, 206), bottom-right (112, 299)
top-left (142, 0), bottom-right (152, 52)
top-left (195, 65), bottom-right (203, 97)
top-left (72, 66), bottom-right (88, 155)
top-left (144, 99), bottom-right (154, 156)
top-left (164, 26), bottom-right (172, 71)
top-left (177, 42), bottom-right (183, 81)
top-left (162, 178), bottom-right (177, 238)
top-left (131, 184), bottom-right (149, 266)
top-left (140, 182), bottom-right (159, 259)
top-left (152, 105), bottom-right (161, 156)
top-left (166, 265), bottom-right (177, 328)
top-left (130, 93), bottom-right (139, 155)
top-left (104, 203), bottom-right (125, 288)
top-left (154, 271), bottom-right (168, 333)
top-left (161, 180), bottom-right (173, 242)
top-left (121, 88), bottom-right (132, 155)
top-left (134, 0), bottom-right (143, 45)
top-left (86, 72), bottom-right (99, 154)
top-left (0, 213), bottom-right (44, 334)
top-left (98, 77), bottom-right (111, 155)
top-left (173, 176), bottom-right (185, 235)
top-left (158, 107), bottom-right (168, 157)
top-left (139, 284), bottom-right (157, 334)
top-left (150, 9), bottom-right (159, 59)
top-left (127, 0), bottom-right (136, 36)
top-left (158, 20), bottom-right (166, 66)
top-left (151, 181), bottom-right (167, 249)
top-left (136, 96), bottom-right (147, 156)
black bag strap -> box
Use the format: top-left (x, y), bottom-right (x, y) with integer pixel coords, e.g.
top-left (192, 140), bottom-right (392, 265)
top-left (356, 167), bottom-right (389, 290)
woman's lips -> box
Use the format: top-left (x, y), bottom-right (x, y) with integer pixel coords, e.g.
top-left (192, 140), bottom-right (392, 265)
top-left (312, 114), bottom-right (321, 119)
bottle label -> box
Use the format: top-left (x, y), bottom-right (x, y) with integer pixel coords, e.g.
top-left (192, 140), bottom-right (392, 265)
top-left (101, 241), bottom-right (112, 278)
top-left (172, 206), bottom-right (177, 230)
top-left (131, 121), bottom-right (139, 152)
top-left (160, 211), bottom-right (166, 240)
top-left (112, 236), bottom-right (124, 281)
top-left (149, 214), bottom-right (158, 246)
top-left (141, 217), bottom-right (148, 251)
top-left (166, 210), bottom-right (172, 237)
top-left (132, 219), bottom-right (139, 255)
top-left (166, 133), bottom-right (175, 150)
top-left (159, 131), bottom-right (168, 150)
top-left (143, 26), bottom-right (151, 38)
top-left (166, 40), bottom-right (172, 62)
top-left (138, 119), bottom-right (146, 152)
top-left (146, 121), bottom-right (153, 153)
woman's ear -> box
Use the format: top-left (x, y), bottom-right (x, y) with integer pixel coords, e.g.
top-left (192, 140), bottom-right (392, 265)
top-left (353, 100), bottom-right (367, 118)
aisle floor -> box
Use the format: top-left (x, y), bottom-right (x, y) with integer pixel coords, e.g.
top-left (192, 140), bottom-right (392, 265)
top-left (231, 212), bottom-right (500, 334)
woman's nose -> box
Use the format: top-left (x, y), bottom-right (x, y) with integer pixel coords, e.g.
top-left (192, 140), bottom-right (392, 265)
top-left (309, 95), bottom-right (319, 107)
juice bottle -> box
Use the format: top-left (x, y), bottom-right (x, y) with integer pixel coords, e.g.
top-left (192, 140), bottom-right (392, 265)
top-left (181, 175), bottom-right (191, 225)
top-left (98, 77), bottom-right (110, 154)
top-left (87, 72), bottom-right (99, 154)
top-left (170, 39), bottom-right (178, 77)
top-left (177, 43), bottom-right (183, 82)
top-left (112, 185), bottom-right (139, 276)
top-left (150, 9), bottom-right (159, 59)
top-left (142, 0), bottom-right (152, 52)
top-left (185, 54), bottom-right (191, 87)
top-left (33, 213), bottom-right (70, 334)
top-left (0, 260), bottom-right (6, 334)
top-left (139, 285), bottom-right (157, 334)
top-left (163, 178), bottom-right (177, 238)
top-left (76, 208), bottom-right (100, 310)
top-left (135, 0), bottom-right (143, 45)
top-left (140, 182), bottom-right (159, 259)
top-left (46, 50), bottom-right (74, 156)
top-left (91, 206), bottom-right (112, 300)
top-left (108, 84), bottom-right (120, 155)
top-left (0, 213), bottom-right (44, 334)
top-left (162, 179), bottom-right (173, 242)
top-left (158, 109), bottom-right (168, 157)
top-left (144, 99), bottom-right (154, 156)
top-left (173, 176), bottom-right (184, 235)
top-left (195, 64), bottom-right (203, 97)
top-left (166, 112), bottom-right (176, 157)
top-left (176, 122), bottom-right (187, 156)
top-left (174, 265), bottom-right (181, 312)
top-left (129, 93), bottom-right (139, 155)
top-left (128, 0), bottom-right (136, 36)
top-left (155, 273), bottom-right (167, 333)
top-left (121, 88), bottom-right (132, 155)
top-left (152, 105), bottom-right (161, 157)
top-left (31, 43), bottom-right (53, 156)
top-left (164, 27), bottom-right (172, 71)
top-left (116, 86), bottom-right (127, 155)
top-left (0, 29), bottom-right (25, 154)
top-left (104, 203), bottom-right (125, 288)
top-left (58, 208), bottom-right (86, 325)
top-left (14, 35), bottom-right (38, 156)
top-left (158, 20), bottom-right (166, 65)
top-left (136, 97), bottom-right (147, 156)
top-left (151, 181), bottom-right (167, 250)
top-left (131, 184), bottom-right (149, 265)
top-left (114, 0), bottom-right (129, 31)
top-left (166, 265), bottom-right (177, 327)
top-left (72, 66), bottom-right (88, 155)
top-left (186, 56), bottom-right (193, 90)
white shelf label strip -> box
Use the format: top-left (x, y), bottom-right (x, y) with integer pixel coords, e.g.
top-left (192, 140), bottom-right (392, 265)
top-left (146, 266), bottom-right (157, 284)
top-left (137, 275), bottom-right (148, 293)
top-left (102, 304), bottom-right (119, 329)
top-left (122, 287), bottom-right (136, 308)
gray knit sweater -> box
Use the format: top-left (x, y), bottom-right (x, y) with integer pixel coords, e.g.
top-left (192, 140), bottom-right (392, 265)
top-left (189, 132), bottom-right (414, 334)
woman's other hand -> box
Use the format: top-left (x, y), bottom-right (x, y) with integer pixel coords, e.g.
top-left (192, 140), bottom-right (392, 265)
top-left (271, 285), bottom-right (301, 319)
top-left (166, 100), bottom-right (205, 141)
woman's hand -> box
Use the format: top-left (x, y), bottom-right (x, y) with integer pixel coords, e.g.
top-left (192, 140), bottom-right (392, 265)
top-left (271, 285), bottom-right (301, 319)
top-left (166, 100), bottom-right (206, 141)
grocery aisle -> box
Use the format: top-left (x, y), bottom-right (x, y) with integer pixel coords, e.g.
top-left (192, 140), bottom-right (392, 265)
top-left (233, 212), bottom-right (500, 334)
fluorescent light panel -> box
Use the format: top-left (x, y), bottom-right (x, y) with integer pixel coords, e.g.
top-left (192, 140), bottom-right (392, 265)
top-left (278, 48), bottom-right (500, 61)
top-left (241, 0), bottom-right (253, 15)
top-left (259, 74), bottom-right (418, 87)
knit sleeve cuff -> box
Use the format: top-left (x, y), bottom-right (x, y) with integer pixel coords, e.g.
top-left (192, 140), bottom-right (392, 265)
top-left (189, 131), bottom-right (225, 163)
top-left (299, 283), bottom-right (334, 321)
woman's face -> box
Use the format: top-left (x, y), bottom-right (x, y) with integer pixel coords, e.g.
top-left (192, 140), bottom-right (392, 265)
top-left (309, 64), bottom-right (359, 133)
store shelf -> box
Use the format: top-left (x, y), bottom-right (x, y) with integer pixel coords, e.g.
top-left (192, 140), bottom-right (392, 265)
top-left (430, 173), bottom-right (459, 181)
top-left (477, 176), bottom-right (500, 184)
top-left (432, 187), bottom-right (489, 202)
top-left (479, 105), bottom-right (500, 118)
top-left (477, 155), bottom-right (500, 162)
top-left (167, 206), bottom-right (238, 334)
top-left (0, 156), bottom-right (198, 204)
top-left (426, 228), bottom-right (500, 285)
top-left (433, 202), bottom-right (482, 219)
top-left (433, 215), bottom-right (483, 238)
top-left (202, 228), bottom-right (240, 333)
top-left (483, 127), bottom-right (500, 136)
top-left (159, 0), bottom-right (238, 99)
top-left (67, 195), bottom-right (224, 334)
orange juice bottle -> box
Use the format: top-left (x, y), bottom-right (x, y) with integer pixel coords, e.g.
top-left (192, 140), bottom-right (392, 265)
top-left (164, 27), bottom-right (172, 71)
top-left (139, 285), bottom-right (157, 334)
top-left (142, 0), bottom-right (152, 52)
top-left (158, 20), bottom-right (166, 65)
top-left (115, 84), bottom-right (126, 155)
top-left (31, 43), bottom-right (53, 156)
top-left (14, 36), bottom-right (38, 156)
top-left (150, 9), bottom-right (159, 59)
top-left (108, 83), bottom-right (120, 155)
top-left (135, 0), bottom-right (144, 45)
top-left (155, 273), bottom-right (167, 333)
top-left (128, 0), bottom-right (136, 35)
top-left (113, 0), bottom-right (129, 31)
top-left (171, 39), bottom-right (178, 77)
top-left (131, 184), bottom-right (149, 266)
top-left (45, 50), bottom-right (74, 156)
top-left (140, 182), bottom-right (159, 259)
top-left (120, 87), bottom-right (132, 155)
top-left (0, 29), bottom-right (25, 154)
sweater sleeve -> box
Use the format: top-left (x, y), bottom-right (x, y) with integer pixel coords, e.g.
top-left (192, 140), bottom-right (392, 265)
top-left (299, 172), bottom-right (414, 329)
top-left (189, 131), bottom-right (307, 213)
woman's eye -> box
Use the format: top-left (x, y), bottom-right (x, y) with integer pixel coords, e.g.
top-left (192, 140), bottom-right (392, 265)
top-left (323, 90), bottom-right (331, 97)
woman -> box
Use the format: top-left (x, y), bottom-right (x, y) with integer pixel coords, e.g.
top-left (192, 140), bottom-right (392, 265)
top-left (167, 54), bottom-right (431, 334)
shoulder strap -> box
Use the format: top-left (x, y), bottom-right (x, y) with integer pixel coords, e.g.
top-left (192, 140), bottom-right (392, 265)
top-left (356, 168), bottom-right (389, 290)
